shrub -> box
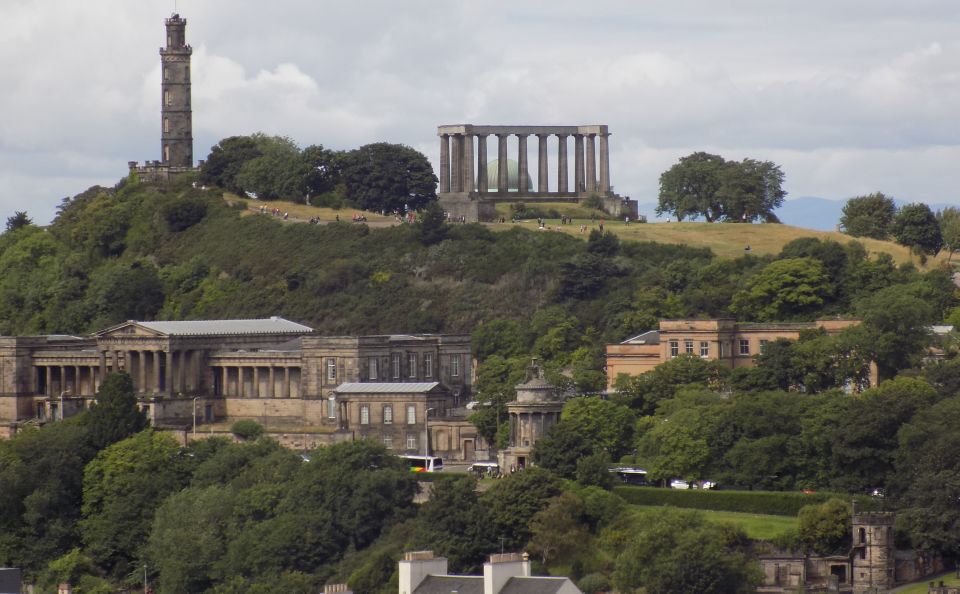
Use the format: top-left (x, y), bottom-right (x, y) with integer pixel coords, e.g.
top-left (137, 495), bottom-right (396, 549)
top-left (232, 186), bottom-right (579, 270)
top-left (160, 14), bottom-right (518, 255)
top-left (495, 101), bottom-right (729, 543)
top-left (162, 197), bottom-right (208, 231)
top-left (230, 419), bottom-right (264, 440)
top-left (578, 572), bottom-right (610, 594)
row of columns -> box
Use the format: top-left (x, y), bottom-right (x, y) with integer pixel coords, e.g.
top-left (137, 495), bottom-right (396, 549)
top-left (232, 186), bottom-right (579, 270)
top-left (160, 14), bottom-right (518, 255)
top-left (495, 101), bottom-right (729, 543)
top-left (508, 410), bottom-right (560, 448)
top-left (97, 349), bottom-right (201, 395)
top-left (38, 364), bottom-right (102, 397)
top-left (439, 132), bottom-right (611, 195)
top-left (215, 365), bottom-right (298, 399)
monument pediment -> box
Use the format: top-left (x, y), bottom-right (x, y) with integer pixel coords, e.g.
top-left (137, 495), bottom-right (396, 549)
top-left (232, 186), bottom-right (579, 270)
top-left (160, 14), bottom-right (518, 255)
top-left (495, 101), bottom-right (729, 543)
top-left (95, 321), bottom-right (167, 339)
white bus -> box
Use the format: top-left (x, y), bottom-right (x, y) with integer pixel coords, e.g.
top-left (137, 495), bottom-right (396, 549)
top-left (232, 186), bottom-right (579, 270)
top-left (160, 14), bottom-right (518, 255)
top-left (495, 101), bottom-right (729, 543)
top-left (399, 454), bottom-right (443, 473)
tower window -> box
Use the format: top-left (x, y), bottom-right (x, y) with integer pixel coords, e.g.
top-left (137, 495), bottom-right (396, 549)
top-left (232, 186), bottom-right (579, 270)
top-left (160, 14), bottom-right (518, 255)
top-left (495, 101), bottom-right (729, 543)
top-left (163, 67), bottom-right (169, 81)
top-left (163, 118), bottom-right (169, 133)
top-left (167, 36), bottom-right (172, 47)
top-left (164, 91), bottom-right (171, 106)
top-left (163, 146), bottom-right (170, 162)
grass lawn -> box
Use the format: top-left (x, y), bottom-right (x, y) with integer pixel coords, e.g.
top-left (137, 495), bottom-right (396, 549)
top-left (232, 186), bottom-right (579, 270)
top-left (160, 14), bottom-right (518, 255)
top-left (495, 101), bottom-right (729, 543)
top-left (628, 505), bottom-right (798, 541)
top-left (894, 571), bottom-right (959, 593)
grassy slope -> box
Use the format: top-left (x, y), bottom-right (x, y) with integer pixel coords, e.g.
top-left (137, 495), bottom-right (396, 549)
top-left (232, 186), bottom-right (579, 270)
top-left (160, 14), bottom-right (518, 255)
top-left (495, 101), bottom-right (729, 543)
top-left (233, 196), bottom-right (946, 270)
top-left (628, 504), bottom-right (797, 540)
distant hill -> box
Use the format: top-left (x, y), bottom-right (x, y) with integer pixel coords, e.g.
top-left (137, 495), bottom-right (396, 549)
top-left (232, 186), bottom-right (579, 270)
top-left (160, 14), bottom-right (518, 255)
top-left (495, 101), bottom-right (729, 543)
top-left (774, 197), bottom-right (845, 231)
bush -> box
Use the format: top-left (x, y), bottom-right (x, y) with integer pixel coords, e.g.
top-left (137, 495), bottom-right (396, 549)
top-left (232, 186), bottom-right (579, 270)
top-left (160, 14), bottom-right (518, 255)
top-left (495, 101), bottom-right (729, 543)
top-left (230, 419), bottom-right (264, 440)
top-left (612, 486), bottom-right (876, 517)
top-left (162, 197), bottom-right (208, 231)
top-left (577, 572), bottom-right (610, 594)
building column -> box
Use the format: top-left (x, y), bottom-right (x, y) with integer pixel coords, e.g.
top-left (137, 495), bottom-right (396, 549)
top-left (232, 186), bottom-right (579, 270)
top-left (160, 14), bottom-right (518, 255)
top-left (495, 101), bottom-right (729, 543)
top-left (497, 134), bottom-right (509, 193)
top-left (557, 135), bottom-right (569, 193)
top-left (268, 366), bottom-right (276, 398)
top-left (537, 134), bottom-right (549, 193)
top-left (221, 367), bottom-right (228, 397)
top-left (74, 365), bottom-right (81, 396)
top-left (574, 135), bottom-right (585, 193)
top-left (451, 135), bottom-right (463, 192)
top-left (165, 351), bottom-right (174, 396)
top-left (111, 350), bottom-right (119, 374)
top-left (153, 351), bottom-right (161, 393)
top-left (477, 135), bottom-right (488, 193)
top-left (517, 135), bottom-right (528, 193)
top-left (463, 134), bottom-right (475, 192)
top-left (59, 366), bottom-right (66, 395)
top-left (138, 352), bottom-right (147, 393)
top-left (44, 366), bottom-right (51, 396)
top-left (98, 351), bottom-right (107, 385)
top-left (178, 350), bottom-right (187, 394)
top-left (253, 367), bottom-right (260, 398)
top-left (192, 350), bottom-right (203, 392)
top-left (283, 367), bottom-right (291, 399)
top-left (586, 134), bottom-right (597, 192)
top-left (236, 367), bottom-right (244, 397)
top-left (438, 134), bottom-right (450, 193)
top-left (599, 132), bottom-right (611, 192)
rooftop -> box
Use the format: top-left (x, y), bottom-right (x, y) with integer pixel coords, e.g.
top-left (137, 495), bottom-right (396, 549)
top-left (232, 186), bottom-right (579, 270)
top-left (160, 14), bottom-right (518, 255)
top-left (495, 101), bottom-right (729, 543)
top-left (333, 382), bottom-right (442, 394)
top-left (99, 317), bottom-right (313, 337)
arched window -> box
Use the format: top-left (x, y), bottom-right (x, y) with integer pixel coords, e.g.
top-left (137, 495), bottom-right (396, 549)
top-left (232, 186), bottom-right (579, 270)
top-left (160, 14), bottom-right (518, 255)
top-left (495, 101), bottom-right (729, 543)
top-left (163, 145), bottom-right (170, 162)
top-left (164, 91), bottom-right (171, 106)
top-left (859, 528), bottom-right (866, 544)
top-left (163, 118), bottom-right (169, 133)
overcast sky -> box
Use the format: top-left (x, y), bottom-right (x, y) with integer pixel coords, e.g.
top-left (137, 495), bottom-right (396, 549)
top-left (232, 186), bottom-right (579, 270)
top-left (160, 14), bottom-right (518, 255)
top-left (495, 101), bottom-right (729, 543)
top-left (4, 0), bottom-right (960, 223)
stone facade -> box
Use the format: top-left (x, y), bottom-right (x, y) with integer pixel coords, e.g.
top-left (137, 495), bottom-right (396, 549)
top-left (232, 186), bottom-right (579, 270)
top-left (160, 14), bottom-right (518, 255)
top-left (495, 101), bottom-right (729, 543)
top-left (130, 13), bottom-right (199, 182)
top-left (436, 124), bottom-right (638, 222)
top-left (0, 319), bottom-right (479, 460)
top-left (606, 318), bottom-right (877, 390)
top-left (498, 360), bottom-right (563, 471)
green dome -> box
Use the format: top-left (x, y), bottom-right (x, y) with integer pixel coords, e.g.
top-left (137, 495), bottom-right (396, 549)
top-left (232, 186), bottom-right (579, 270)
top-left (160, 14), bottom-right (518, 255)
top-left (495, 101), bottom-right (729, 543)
top-left (486, 159), bottom-right (533, 192)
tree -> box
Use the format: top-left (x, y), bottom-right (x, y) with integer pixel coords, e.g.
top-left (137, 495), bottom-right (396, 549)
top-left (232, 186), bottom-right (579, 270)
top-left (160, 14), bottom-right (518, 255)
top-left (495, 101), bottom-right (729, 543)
top-left (340, 143), bottom-right (437, 213)
top-left (853, 284), bottom-right (937, 379)
top-left (730, 257), bottom-right (831, 321)
top-left (301, 144), bottom-right (342, 198)
top-left (5, 211), bottom-right (32, 233)
top-left (234, 135), bottom-right (311, 202)
top-left (891, 202), bottom-right (943, 256)
top-left (614, 355), bottom-right (729, 415)
top-left (526, 493), bottom-right (590, 564)
top-left (656, 152), bottom-right (785, 222)
top-left (561, 397), bottom-right (636, 460)
top-left (797, 498), bottom-right (851, 554)
top-left (417, 201), bottom-right (448, 246)
top-left (532, 422), bottom-right (592, 479)
top-left (938, 207), bottom-right (960, 263)
top-left (199, 136), bottom-right (263, 194)
top-left (840, 193), bottom-right (897, 239)
top-left (85, 372), bottom-right (148, 451)
top-left (411, 476), bottom-right (497, 572)
top-left (481, 467), bottom-right (562, 550)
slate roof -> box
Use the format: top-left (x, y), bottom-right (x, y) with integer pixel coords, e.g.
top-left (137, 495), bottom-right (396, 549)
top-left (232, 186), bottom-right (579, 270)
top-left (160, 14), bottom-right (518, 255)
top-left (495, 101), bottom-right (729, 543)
top-left (117, 317), bottom-right (313, 336)
top-left (500, 577), bottom-right (570, 594)
top-left (333, 382), bottom-right (441, 394)
top-left (620, 330), bottom-right (660, 344)
top-left (413, 575), bottom-right (483, 594)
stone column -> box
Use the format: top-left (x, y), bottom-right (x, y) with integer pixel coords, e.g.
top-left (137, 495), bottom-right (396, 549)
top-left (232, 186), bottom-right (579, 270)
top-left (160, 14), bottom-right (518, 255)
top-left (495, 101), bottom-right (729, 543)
top-left (574, 135), bottom-right (585, 193)
top-left (221, 367), bottom-right (228, 397)
top-left (517, 135), bottom-right (528, 194)
top-left (599, 132), bottom-right (611, 192)
top-left (111, 350), bottom-right (119, 374)
top-left (178, 351), bottom-right (187, 394)
top-left (192, 350), bottom-right (202, 392)
top-left (138, 353), bottom-right (147, 393)
top-left (438, 134), bottom-right (450, 193)
top-left (153, 351), bottom-right (161, 393)
top-left (586, 134), bottom-right (597, 192)
top-left (451, 135), bottom-right (463, 192)
top-left (283, 367), bottom-right (291, 398)
top-left (537, 134), bottom-right (549, 193)
top-left (463, 134), bottom-right (475, 192)
top-left (45, 366), bottom-right (52, 396)
top-left (98, 351), bottom-right (107, 382)
top-left (268, 366), bottom-right (276, 398)
top-left (59, 366), bottom-right (66, 394)
top-left (253, 367), bottom-right (260, 398)
top-left (497, 134), bottom-right (509, 193)
top-left (477, 135), bottom-right (488, 193)
top-left (164, 351), bottom-right (174, 396)
top-left (557, 135), bottom-right (569, 193)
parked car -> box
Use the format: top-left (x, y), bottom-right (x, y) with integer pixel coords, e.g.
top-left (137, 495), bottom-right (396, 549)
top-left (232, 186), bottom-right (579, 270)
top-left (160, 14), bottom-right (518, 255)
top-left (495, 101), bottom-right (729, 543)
top-left (669, 479), bottom-right (690, 489)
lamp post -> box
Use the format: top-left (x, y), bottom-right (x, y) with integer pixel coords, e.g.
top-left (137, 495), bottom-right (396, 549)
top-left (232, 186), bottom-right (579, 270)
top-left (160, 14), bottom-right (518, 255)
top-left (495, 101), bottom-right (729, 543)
top-left (423, 407), bottom-right (435, 457)
top-left (192, 396), bottom-right (200, 438)
top-left (58, 390), bottom-right (70, 421)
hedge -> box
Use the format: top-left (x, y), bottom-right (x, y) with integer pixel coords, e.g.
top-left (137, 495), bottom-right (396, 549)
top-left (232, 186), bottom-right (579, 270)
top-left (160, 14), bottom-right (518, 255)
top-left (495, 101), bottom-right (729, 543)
top-left (613, 486), bottom-right (878, 516)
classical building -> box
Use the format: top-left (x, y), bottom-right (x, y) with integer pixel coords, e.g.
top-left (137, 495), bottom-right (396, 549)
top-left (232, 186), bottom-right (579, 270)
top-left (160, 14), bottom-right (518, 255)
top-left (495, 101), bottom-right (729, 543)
top-left (399, 551), bottom-right (581, 594)
top-left (605, 318), bottom-right (876, 390)
top-left (436, 124), bottom-right (638, 222)
top-left (129, 13), bottom-right (200, 183)
top-left (0, 318), bottom-right (482, 459)
top-left (498, 360), bottom-right (563, 471)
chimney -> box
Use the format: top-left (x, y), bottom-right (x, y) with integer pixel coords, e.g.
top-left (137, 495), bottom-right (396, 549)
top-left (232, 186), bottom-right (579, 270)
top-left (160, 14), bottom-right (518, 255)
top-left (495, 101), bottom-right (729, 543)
top-left (483, 553), bottom-right (531, 594)
top-left (58, 584), bottom-right (72, 594)
top-left (399, 551), bottom-right (448, 594)
top-left (324, 584), bottom-right (353, 594)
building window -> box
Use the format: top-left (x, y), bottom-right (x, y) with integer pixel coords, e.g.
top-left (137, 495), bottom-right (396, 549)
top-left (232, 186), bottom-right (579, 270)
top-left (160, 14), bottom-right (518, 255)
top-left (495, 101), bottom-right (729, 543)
top-left (407, 405), bottom-right (416, 425)
top-left (700, 341), bottom-right (709, 357)
top-left (326, 395), bottom-right (336, 419)
top-left (739, 339), bottom-right (750, 355)
top-left (424, 353), bottom-right (433, 378)
top-left (163, 67), bottom-right (169, 81)
top-left (406, 433), bottom-right (418, 450)
top-left (326, 358), bottom-right (336, 382)
top-left (407, 353), bottom-right (418, 379)
top-left (163, 118), bottom-right (170, 133)
top-left (383, 405), bottom-right (393, 424)
top-left (669, 340), bottom-right (679, 357)
top-left (719, 341), bottom-right (727, 357)
top-left (684, 339), bottom-right (694, 354)
top-left (383, 436), bottom-right (393, 449)
top-left (759, 339), bottom-right (769, 354)
top-left (163, 145), bottom-right (170, 161)
top-left (392, 353), bottom-right (400, 379)
top-left (164, 90), bottom-right (171, 106)
top-left (451, 355), bottom-right (460, 377)
top-left (167, 35), bottom-right (172, 46)
top-left (369, 357), bottom-right (378, 380)
top-left (360, 405), bottom-right (370, 425)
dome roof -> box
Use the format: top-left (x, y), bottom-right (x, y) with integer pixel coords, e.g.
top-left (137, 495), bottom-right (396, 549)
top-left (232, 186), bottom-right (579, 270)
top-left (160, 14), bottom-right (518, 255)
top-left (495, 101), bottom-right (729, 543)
top-left (486, 159), bottom-right (533, 192)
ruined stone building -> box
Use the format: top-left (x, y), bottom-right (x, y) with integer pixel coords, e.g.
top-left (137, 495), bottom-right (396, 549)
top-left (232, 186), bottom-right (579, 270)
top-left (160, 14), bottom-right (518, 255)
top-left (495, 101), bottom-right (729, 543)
top-left (0, 318), bottom-right (485, 460)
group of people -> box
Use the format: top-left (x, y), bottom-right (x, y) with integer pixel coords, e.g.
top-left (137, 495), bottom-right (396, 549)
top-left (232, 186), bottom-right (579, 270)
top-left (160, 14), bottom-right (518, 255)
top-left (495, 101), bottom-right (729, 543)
top-left (258, 205), bottom-right (289, 220)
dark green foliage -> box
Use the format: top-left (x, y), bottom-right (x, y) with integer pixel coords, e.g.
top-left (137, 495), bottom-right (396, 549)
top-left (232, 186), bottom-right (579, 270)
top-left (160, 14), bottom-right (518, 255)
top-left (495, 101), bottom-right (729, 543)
top-left (230, 419), bottom-right (265, 441)
top-left (612, 486), bottom-right (873, 517)
top-left (614, 355), bottom-right (729, 416)
top-left (340, 143), bottom-right (437, 212)
top-left (162, 196), bottom-right (208, 231)
top-left (417, 201), bottom-right (447, 246)
top-left (797, 498), bottom-right (851, 554)
top-left (480, 467), bottom-right (563, 550)
top-left (891, 202), bottom-right (943, 255)
top-left (840, 192), bottom-right (897, 239)
top-left (86, 373), bottom-right (148, 451)
top-left (576, 451), bottom-right (616, 489)
top-left (5, 211), bottom-right (32, 232)
top-left (531, 422), bottom-right (591, 479)
top-left (199, 136), bottom-right (264, 195)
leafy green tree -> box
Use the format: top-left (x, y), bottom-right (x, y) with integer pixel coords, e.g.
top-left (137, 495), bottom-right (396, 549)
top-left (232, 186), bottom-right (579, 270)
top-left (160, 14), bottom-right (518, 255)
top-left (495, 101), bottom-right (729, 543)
top-left (576, 451), bottom-right (616, 489)
top-left (527, 492), bottom-right (590, 564)
top-left (840, 192), bottom-right (897, 239)
top-left (853, 284), bottom-right (938, 379)
top-left (797, 498), bottom-right (851, 554)
top-left (199, 136), bottom-right (263, 194)
top-left (938, 207), bottom-right (960, 263)
top-left (612, 508), bottom-right (759, 594)
top-left (716, 158), bottom-right (785, 223)
top-left (614, 355), bottom-right (729, 415)
top-left (636, 412), bottom-right (711, 483)
top-left (301, 144), bottom-right (343, 198)
top-left (417, 201), bottom-right (448, 246)
top-left (5, 211), bottom-right (32, 233)
top-left (85, 372), bottom-right (147, 451)
top-left (561, 397), bottom-right (636, 460)
top-left (235, 135), bottom-right (311, 202)
top-left (531, 422), bottom-right (592, 479)
top-left (656, 152), bottom-right (726, 221)
top-left (410, 476), bottom-right (497, 572)
top-left (230, 419), bottom-right (265, 441)
top-left (340, 143), bottom-right (437, 213)
top-left (481, 467), bottom-right (562, 550)
top-left (891, 202), bottom-right (943, 256)
top-left (730, 257), bottom-right (831, 321)
top-left (80, 431), bottom-right (190, 579)
top-left (162, 196), bottom-right (208, 232)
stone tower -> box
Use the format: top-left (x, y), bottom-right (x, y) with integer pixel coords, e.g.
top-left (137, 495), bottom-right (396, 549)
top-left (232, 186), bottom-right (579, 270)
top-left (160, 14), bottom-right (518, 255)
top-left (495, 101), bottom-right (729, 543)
top-left (159, 14), bottom-right (193, 168)
top-left (497, 359), bottom-right (563, 472)
top-left (851, 503), bottom-right (895, 594)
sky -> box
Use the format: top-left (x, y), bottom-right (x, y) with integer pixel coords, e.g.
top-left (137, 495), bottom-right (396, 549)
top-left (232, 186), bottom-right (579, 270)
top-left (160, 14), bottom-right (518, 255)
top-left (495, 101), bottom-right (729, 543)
top-left (4, 0), bottom-right (960, 224)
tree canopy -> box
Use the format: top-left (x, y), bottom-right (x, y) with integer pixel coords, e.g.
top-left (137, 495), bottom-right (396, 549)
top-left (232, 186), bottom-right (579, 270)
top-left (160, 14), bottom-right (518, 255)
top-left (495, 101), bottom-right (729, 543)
top-left (339, 143), bottom-right (438, 213)
top-left (840, 192), bottom-right (897, 239)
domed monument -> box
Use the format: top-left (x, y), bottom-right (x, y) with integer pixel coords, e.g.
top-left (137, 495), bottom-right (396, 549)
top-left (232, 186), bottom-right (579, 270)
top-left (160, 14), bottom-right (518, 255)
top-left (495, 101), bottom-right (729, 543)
top-left (436, 124), bottom-right (638, 222)
top-left (497, 359), bottom-right (564, 472)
